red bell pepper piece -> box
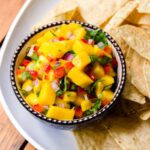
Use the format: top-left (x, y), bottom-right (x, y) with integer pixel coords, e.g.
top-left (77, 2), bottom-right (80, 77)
top-left (104, 46), bottom-right (112, 54)
top-left (33, 46), bottom-right (39, 51)
top-left (58, 37), bottom-right (65, 41)
top-left (64, 61), bottom-right (74, 72)
top-left (45, 64), bottom-right (51, 73)
top-left (22, 59), bottom-right (30, 67)
top-left (75, 107), bottom-right (83, 118)
top-left (32, 104), bottom-right (44, 113)
top-left (99, 51), bottom-right (105, 57)
top-left (77, 87), bottom-right (86, 96)
top-left (81, 39), bottom-right (88, 44)
top-left (102, 99), bottom-right (110, 106)
top-left (29, 70), bottom-right (38, 80)
top-left (54, 66), bottom-right (66, 78)
top-left (104, 65), bottom-right (112, 74)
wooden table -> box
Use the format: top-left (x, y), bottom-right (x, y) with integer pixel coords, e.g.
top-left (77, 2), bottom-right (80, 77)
top-left (0, 0), bottom-right (36, 149)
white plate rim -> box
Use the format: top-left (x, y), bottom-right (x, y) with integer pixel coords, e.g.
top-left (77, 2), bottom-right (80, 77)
top-left (0, 0), bottom-right (44, 149)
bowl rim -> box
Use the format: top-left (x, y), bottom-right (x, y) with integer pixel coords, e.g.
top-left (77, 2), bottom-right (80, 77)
top-left (10, 20), bottom-right (126, 125)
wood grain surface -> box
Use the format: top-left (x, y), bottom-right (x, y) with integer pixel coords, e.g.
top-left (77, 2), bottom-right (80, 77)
top-left (0, 0), bottom-right (36, 149)
top-left (0, 0), bottom-right (25, 42)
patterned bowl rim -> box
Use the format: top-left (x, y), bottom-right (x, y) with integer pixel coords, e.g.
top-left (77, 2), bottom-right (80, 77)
top-left (10, 20), bottom-right (126, 125)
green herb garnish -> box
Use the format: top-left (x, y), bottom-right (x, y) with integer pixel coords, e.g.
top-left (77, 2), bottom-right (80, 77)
top-left (84, 100), bottom-right (101, 116)
top-left (85, 29), bottom-right (108, 45)
top-left (22, 71), bottom-right (31, 81)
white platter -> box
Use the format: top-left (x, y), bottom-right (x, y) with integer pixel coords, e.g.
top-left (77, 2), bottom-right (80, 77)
top-left (0, 0), bottom-right (78, 149)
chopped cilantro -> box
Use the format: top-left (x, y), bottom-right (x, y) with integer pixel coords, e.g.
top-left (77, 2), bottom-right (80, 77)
top-left (32, 52), bottom-right (39, 61)
top-left (84, 100), bottom-right (101, 116)
top-left (85, 29), bottom-right (108, 45)
top-left (22, 71), bottom-right (31, 81)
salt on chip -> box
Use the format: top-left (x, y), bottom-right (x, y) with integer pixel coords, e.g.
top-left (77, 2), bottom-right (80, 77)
top-left (104, 1), bottom-right (138, 31)
top-left (76, 0), bottom-right (129, 26)
top-left (137, 0), bottom-right (150, 14)
top-left (130, 51), bottom-right (150, 99)
top-left (126, 9), bottom-right (150, 26)
top-left (119, 25), bottom-right (150, 61)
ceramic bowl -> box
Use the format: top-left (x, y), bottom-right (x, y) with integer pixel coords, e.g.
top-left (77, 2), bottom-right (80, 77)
top-left (10, 20), bottom-right (126, 130)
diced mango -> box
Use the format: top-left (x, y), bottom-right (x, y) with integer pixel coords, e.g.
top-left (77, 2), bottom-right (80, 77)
top-left (81, 100), bottom-right (92, 111)
top-left (46, 106), bottom-right (75, 120)
top-left (38, 82), bottom-right (56, 106)
top-left (74, 27), bottom-right (86, 40)
top-left (95, 82), bottom-right (104, 98)
top-left (72, 51), bottom-right (91, 70)
top-left (37, 31), bottom-right (55, 46)
top-left (68, 67), bottom-right (93, 88)
top-left (39, 40), bottom-right (73, 58)
top-left (92, 62), bottom-right (105, 79)
top-left (22, 80), bottom-right (33, 92)
top-left (75, 96), bottom-right (85, 106)
top-left (67, 23), bottom-right (81, 31)
top-left (55, 98), bottom-right (70, 109)
top-left (26, 61), bottom-right (37, 71)
top-left (63, 91), bottom-right (77, 102)
top-left (72, 40), bottom-right (94, 55)
top-left (102, 90), bottom-right (114, 101)
top-left (101, 75), bottom-right (114, 86)
top-left (93, 45), bottom-right (102, 56)
top-left (26, 93), bottom-right (38, 106)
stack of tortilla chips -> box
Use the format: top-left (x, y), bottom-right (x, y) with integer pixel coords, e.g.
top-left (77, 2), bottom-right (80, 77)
top-left (33, 0), bottom-right (150, 149)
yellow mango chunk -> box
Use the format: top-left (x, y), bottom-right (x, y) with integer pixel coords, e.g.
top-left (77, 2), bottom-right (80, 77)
top-left (93, 45), bottom-right (102, 56)
top-left (75, 96), bottom-right (85, 106)
top-left (22, 80), bottom-right (33, 92)
top-left (72, 40), bottom-right (94, 55)
top-left (72, 51), bottom-right (91, 70)
top-left (46, 106), bottom-right (75, 120)
top-left (26, 93), bottom-right (38, 106)
top-left (55, 98), bottom-right (70, 109)
top-left (102, 90), bottom-right (114, 101)
top-left (81, 100), bottom-right (92, 111)
top-left (39, 40), bottom-right (73, 58)
top-left (74, 27), bottom-right (86, 40)
top-left (63, 91), bottom-right (77, 102)
top-left (38, 82), bottom-right (56, 106)
top-left (67, 23), bottom-right (81, 31)
top-left (101, 75), bottom-right (114, 86)
top-left (37, 31), bottom-right (54, 46)
top-left (95, 82), bottom-right (104, 98)
top-left (92, 62), bottom-right (105, 79)
top-left (68, 67), bottom-right (93, 88)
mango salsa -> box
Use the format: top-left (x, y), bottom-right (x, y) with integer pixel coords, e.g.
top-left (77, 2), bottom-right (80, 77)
top-left (16, 22), bottom-right (117, 121)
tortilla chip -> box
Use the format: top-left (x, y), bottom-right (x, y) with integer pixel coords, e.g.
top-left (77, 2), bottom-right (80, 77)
top-left (76, 0), bottom-right (129, 26)
top-left (32, 0), bottom-right (78, 30)
top-left (109, 28), bottom-right (129, 57)
top-left (74, 124), bottom-right (122, 150)
top-left (140, 109), bottom-right (150, 120)
top-left (119, 25), bottom-right (150, 61)
top-left (74, 102), bottom-right (150, 150)
top-left (104, 1), bottom-right (138, 31)
top-left (122, 48), bottom-right (146, 104)
top-left (120, 99), bottom-right (150, 120)
top-left (126, 9), bottom-right (150, 26)
top-left (130, 51), bottom-right (150, 98)
top-left (137, 0), bottom-right (150, 14)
